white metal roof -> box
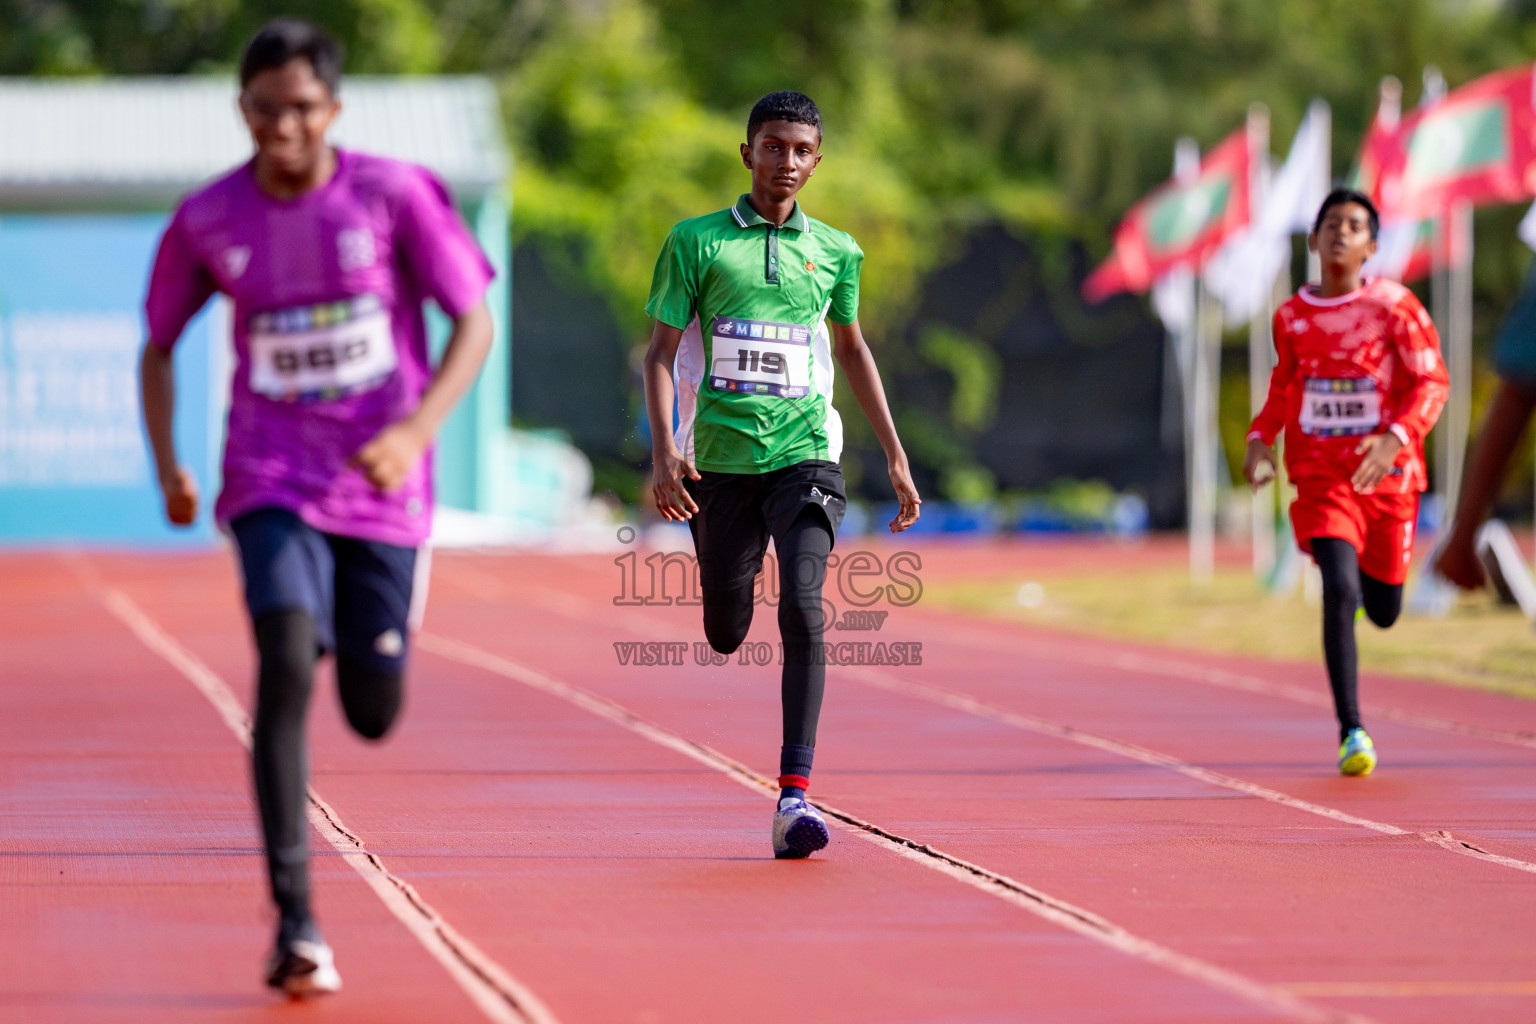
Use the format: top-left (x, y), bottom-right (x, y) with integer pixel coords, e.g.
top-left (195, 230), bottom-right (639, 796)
top-left (0, 76), bottom-right (510, 205)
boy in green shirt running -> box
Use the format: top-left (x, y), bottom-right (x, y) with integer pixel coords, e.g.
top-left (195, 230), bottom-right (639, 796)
top-left (643, 91), bottom-right (921, 859)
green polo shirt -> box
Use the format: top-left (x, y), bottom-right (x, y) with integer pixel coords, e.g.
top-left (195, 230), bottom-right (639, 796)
top-left (646, 195), bottom-right (864, 474)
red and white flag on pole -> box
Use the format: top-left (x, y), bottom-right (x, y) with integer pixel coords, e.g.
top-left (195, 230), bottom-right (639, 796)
top-left (1083, 126), bottom-right (1254, 302)
top-left (1353, 78), bottom-right (1438, 282)
top-left (1205, 100), bottom-right (1331, 323)
top-left (1361, 64), bottom-right (1536, 276)
top-left (1384, 64), bottom-right (1536, 218)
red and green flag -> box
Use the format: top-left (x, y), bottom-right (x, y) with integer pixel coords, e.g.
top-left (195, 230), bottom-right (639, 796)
top-left (1352, 100), bottom-right (1437, 283)
top-left (1373, 65), bottom-right (1536, 221)
top-left (1083, 126), bottom-right (1253, 301)
top-left (1371, 217), bottom-right (1439, 284)
top-left (1352, 96), bottom-right (1403, 205)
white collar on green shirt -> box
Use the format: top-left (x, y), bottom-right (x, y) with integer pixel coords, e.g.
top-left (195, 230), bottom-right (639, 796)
top-left (730, 194), bottom-right (811, 234)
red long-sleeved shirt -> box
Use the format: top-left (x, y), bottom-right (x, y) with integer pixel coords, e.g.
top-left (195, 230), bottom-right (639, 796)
top-left (1247, 278), bottom-right (1448, 495)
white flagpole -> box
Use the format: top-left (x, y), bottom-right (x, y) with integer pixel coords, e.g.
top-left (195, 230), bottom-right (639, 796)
top-left (1405, 66), bottom-right (1460, 617)
top-left (1191, 279), bottom-right (1218, 587)
top-left (1446, 198), bottom-right (1474, 510)
top-left (1247, 103), bottom-right (1276, 580)
top-left (1419, 66), bottom-right (1459, 532)
top-left (1171, 136), bottom-right (1214, 586)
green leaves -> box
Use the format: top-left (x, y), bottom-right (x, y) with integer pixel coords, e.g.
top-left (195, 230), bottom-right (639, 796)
top-left (11, 0), bottom-right (1535, 500)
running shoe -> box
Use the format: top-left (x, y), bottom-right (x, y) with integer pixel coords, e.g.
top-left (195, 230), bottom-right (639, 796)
top-left (1338, 728), bottom-right (1377, 777)
top-left (772, 797), bottom-right (829, 859)
top-left (265, 935), bottom-right (342, 997)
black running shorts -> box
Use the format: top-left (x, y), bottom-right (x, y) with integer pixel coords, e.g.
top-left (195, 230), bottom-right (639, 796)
top-left (683, 460), bottom-right (847, 590)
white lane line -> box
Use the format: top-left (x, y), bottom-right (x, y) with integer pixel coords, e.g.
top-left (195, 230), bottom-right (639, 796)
top-left (418, 631), bottom-right (1370, 1024)
top-left (437, 556), bottom-right (1536, 751)
top-left (921, 619), bottom-right (1536, 751)
top-left (841, 666), bottom-right (1536, 878)
top-left (100, 588), bottom-right (559, 1024)
top-left (433, 563), bottom-right (1536, 878)
top-left (434, 564), bottom-right (1536, 876)
top-left (1275, 980), bottom-right (1536, 997)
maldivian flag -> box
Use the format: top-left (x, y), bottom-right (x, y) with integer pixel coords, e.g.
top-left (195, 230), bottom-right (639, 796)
top-left (1083, 126), bottom-right (1252, 301)
top-left (1368, 217), bottom-right (1439, 283)
top-left (1353, 102), bottom-right (1438, 283)
top-left (1377, 64), bottom-right (1536, 220)
top-left (1352, 96), bottom-right (1403, 204)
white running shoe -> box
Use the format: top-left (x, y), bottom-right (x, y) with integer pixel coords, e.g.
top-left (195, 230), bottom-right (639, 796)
top-left (266, 937), bottom-right (342, 997)
top-left (772, 797), bottom-right (830, 859)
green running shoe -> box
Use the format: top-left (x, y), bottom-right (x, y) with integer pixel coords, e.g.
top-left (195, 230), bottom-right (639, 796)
top-left (1338, 728), bottom-right (1377, 777)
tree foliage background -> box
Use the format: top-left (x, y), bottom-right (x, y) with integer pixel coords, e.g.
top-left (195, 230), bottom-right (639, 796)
top-left (8, 0), bottom-right (1536, 513)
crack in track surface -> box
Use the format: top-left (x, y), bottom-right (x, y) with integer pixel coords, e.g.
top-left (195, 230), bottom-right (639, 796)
top-left (97, 584), bottom-right (559, 1024)
top-left (420, 631), bottom-right (1371, 1024)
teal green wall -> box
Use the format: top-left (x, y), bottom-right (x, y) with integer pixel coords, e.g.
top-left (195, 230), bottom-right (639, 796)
top-left (432, 193), bottom-right (511, 512)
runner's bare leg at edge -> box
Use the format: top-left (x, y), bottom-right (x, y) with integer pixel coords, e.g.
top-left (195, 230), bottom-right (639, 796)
top-left (642, 91), bottom-right (921, 858)
top-left (139, 19), bottom-right (495, 994)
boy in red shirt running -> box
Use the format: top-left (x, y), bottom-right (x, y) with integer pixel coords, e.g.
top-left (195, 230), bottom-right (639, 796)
top-left (1244, 188), bottom-right (1448, 776)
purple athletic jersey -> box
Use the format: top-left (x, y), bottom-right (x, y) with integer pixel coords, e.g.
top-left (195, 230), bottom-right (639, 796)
top-left (145, 149), bottom-right (494, 547)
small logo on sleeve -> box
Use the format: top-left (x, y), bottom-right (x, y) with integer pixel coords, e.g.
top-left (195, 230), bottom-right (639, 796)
top-left (805, 261), bottom-right (816, 272)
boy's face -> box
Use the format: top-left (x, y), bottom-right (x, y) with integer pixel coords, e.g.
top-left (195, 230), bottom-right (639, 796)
top-left (239, 58), bottom-right (340, 178)
top-left (1309, 201), bottom-right (1378, 274)
top-left (740, 120), bottom-right (823, 203)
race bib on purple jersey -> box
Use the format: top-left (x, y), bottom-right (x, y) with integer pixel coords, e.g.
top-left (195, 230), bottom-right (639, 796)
top-left (247, 294), bottom-right (396, 401)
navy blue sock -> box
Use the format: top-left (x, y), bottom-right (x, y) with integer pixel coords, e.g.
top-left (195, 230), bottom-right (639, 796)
top-left (779, 744), bottom-right (814, 804)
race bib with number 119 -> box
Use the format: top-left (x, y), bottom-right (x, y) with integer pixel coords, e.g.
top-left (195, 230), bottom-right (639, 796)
top-left (707, 316), bottom-right (812, 398)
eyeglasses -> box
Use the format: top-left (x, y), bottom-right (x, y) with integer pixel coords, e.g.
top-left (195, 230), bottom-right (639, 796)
top-left (240, 96), bottom-right (336, 126)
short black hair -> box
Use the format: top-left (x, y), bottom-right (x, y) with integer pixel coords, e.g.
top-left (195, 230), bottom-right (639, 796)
top-left (1313, 187), bottom-right (1380, 241)
top-left (747, 91), bottom-right (822, 145)
top-left (239, 18), bottom-right (343, 94)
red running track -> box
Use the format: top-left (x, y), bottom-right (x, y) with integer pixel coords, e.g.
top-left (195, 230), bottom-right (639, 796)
top-left (4, 540), bottom-right (1536, 1023)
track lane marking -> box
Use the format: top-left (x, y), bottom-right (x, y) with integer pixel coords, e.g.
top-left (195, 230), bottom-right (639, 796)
top-left (98, 586), bottom-right (560, 1024)
top-left (1275, 981), bottom-right (1536, 997)
top-left (840, 666), bottom-right (1536, 877)
top-left (419, 630), bottom-right (1370, 1024)
top-left (912, 617), bottom-right (1536, 752)
top-left (435, 554), bottom-right (1536, 752)
top-left (444, 565), bottom-right (1536, 877)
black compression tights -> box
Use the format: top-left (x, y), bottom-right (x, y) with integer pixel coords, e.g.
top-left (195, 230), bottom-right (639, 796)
top-left (251, 610), bottom-right (404, 929)
top-left (1310, 538), bottom-right (1403, 740)
top-left (701, 508), bottom-right (833, 767)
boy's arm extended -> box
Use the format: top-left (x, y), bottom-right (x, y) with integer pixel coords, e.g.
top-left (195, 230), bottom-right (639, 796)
top-left (1382, 302), bottom-right (1450, 450)
top-left (1436, 379), bottom-right (1536, 588)
top-left (829, 320), bottom-right (920, 532)
top-left (1242, 311), bottom-right (1294, 490)
top-left (1354, 299), bottom-right (1450, 493)
top-left (353, 301), bottom-right (493, 491)
top-left (140, 341), bottom-right (198, 526)
top-left (642, 320), bottom-right (700, 522)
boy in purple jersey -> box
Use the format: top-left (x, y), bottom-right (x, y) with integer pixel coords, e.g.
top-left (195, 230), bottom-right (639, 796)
top-left (139, 19), bottom-right (494, 995)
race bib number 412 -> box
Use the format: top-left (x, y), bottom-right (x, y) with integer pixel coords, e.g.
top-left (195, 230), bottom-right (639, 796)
top-left (248, 294), bottom-right (396, 401)
top-left (707, 316), bottom-right (812, 398)
top-left (1299, 377), bottom-right (1382, 437)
